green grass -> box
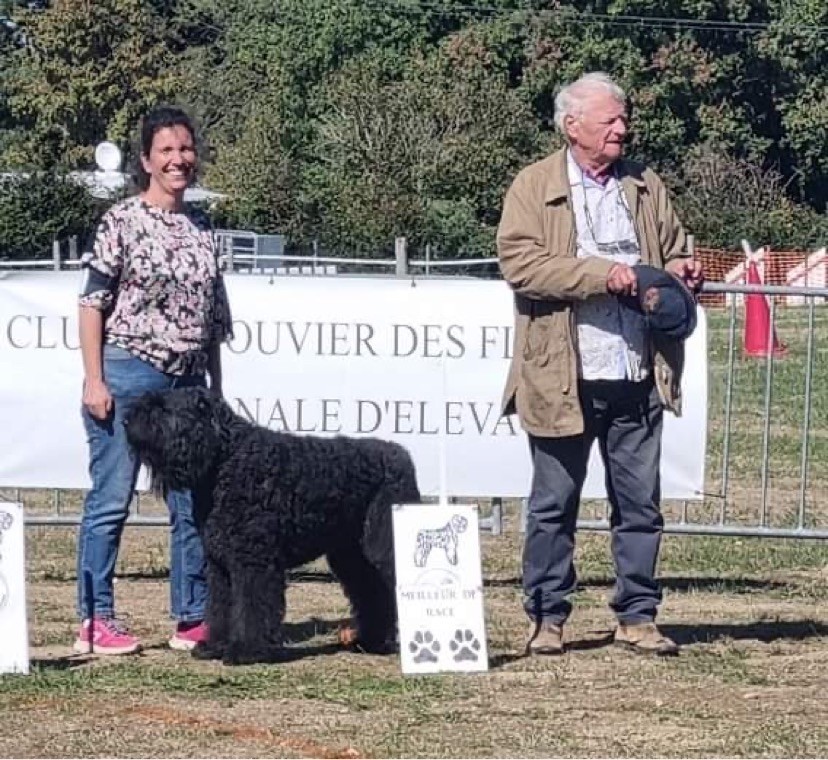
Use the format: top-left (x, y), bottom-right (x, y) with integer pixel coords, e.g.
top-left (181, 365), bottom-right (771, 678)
top-left (0, 659), bottom-right (461, 709)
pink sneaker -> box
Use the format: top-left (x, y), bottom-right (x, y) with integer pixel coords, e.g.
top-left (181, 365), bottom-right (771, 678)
top-left (169, 621), bottom-right (209, 651)
top-left (73, 618), bottom-right (141, 655)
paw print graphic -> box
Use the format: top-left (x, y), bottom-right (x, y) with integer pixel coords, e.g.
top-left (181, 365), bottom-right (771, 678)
top-left (449, 629), bottom-right (481, 662)
top-left (408, 630), bottom-right (440, 664)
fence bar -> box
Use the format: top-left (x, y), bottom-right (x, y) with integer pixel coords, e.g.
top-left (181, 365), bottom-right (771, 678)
top-left (704, 281), bottom-right (828, 297)
top-left (225, 235), bottom-right (234, 272)
top-left (490, 497), bottom-right (502, 536)
top-left (758, 298), bottom-right (777, 528)
top-left (798, 299), bottom-right (816, 529)
top-left (719, 294), bottom-right (738, 524)
top-left (576, 520), bottom-right (828, 539)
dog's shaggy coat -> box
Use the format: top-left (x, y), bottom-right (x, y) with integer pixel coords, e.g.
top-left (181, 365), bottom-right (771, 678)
top-left (125, 386), bottom-right (420, 664)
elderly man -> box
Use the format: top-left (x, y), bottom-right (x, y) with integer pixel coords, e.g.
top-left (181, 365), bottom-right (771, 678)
top-left (497, 72), bottom-right (703, 657)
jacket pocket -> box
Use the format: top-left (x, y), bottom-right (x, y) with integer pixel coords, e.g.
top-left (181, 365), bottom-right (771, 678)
top-left (522, 309), bottom-right (571, 394)
top-left (524, 318), bottom-right (552, 365)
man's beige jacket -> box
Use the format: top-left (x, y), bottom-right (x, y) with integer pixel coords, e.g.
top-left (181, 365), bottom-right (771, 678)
top-left (497, 146), bottom-right (689, 438)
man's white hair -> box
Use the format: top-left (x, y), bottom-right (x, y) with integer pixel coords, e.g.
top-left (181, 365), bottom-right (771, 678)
top-left (554, 72), bottom-right (627, 135)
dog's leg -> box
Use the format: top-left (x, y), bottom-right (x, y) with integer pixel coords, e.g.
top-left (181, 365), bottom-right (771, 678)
top-left (445, 535), bottom-right (459, 565)
top-left (192, 558), bottom-right (230, 661)
top-left (223, 563), bottom-right (287, 666)
top-left (328, 544), bottom-right (396, 654)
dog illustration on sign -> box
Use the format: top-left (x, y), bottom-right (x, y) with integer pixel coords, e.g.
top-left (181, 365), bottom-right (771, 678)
top-left (413, 514), bottom-right (468, 568)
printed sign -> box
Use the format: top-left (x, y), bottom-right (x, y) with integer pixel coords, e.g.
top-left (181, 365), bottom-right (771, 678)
top-left (393, 503), bottom-right (488, 674)
top-left (0, 272), bottom-right (707, 498)
top-left (0, 502), bottom-right (29, 674)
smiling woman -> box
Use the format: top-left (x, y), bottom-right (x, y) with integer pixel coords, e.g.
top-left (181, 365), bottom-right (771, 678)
top-left (73, 105), bottom-right (234, 658)
top-left (137, 114), bottom-right (199, 208)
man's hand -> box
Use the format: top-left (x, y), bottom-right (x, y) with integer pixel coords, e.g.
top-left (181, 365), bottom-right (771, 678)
top-left (82, 377), bottom-right (112, 420)
top-left (607, 263), bottom-right (638, 296)
top-left (665, 258), bottom-right (704, 292)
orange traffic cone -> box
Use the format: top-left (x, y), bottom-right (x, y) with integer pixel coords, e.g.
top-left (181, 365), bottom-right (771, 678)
top-left (744, 260), bottom-right (786, 357)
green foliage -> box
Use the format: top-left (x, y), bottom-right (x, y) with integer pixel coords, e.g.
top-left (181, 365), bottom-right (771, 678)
top-left (303, 36), bottom-right (542, 256)
top-left (670, 149), bottom-right (828, 250)
top-left (3, 0), bottom-right (182, 170)
top-left (0, 0), bottom-right (826, 252)
top-left (204, 92), bottom-right (302, 235)
top-left (0, 172), bottom-right (100, 259)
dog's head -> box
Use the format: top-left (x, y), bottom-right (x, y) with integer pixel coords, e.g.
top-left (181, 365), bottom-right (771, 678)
top-left (450, 514), bottom-right (468, 534)
top-left (124, 386), bottom-right (237, 491)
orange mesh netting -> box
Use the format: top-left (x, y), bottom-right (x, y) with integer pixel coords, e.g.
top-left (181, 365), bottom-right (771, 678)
top-left (696, 248), bottom-right (824, 308)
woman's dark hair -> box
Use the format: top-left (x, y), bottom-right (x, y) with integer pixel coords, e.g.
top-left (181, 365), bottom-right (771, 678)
top-left (132, 105), bottom-right (198, 191)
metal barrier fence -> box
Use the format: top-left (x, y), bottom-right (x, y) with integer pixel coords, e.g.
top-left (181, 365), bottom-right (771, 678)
top-left (2, 250), bottom-right (827, 538)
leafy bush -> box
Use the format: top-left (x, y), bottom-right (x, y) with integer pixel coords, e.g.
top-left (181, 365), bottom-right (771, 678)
top-left (671, 149), bottom-right (828, 251)
top-left (0, 172), bottom-right (101, 260)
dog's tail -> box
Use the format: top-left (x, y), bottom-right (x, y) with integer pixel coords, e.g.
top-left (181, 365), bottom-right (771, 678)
top-left (361, 443), bottom-right (420, 571)
top-left (384, 442), bottom-right (421, 505)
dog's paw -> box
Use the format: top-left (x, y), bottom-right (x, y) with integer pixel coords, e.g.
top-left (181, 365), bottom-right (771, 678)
top-left (191, 642), bottom-right (224, 661)
top-left (337, 623), bottom-right (359, 648)
top-left (449, 628), bottom-right (482, 662)
top-left (353, 637), bottom-right (397, 655)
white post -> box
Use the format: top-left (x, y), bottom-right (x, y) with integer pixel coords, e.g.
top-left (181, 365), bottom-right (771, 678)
top-left (395, 237), bottom-right (408, 276)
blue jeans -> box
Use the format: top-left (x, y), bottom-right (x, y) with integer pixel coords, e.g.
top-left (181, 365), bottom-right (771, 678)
top-left (77, 344), bottom-right (208, 623)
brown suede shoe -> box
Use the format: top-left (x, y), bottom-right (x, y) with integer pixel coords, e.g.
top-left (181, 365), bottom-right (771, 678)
top-left (614, 622), bottom-right (679, 656)
top-left (525, 620), bottom-right (564, 656)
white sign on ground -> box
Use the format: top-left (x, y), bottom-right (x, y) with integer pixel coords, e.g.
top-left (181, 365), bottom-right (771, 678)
top-left (0, 502), bottom-right (29, 675)
top-left (393, 503), bottom-right (488, 674)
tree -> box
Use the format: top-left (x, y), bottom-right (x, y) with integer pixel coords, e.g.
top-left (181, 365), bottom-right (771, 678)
top-left (304, 32), bottom-right (542, 256)
top-left (670, 149), bottom-right (828, 250)
top-left (757, 0), bottom-right (828, 208)
top-left (204, 91), bottom-right (302, 236)
top-left (4, 0), bottom-right (181, 170)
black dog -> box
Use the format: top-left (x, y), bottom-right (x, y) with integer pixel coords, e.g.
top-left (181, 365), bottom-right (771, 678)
top-left (124, 386), bottom-right (420, 665)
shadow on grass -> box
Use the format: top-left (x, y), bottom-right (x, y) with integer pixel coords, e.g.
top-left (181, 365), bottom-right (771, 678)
top-left (282, 616), bottom-right (349, 643)
top-left (29, 654), bottom-right (96, 671)
top-left (480, 576), bottom-right (794, 594)
top-left (661, 619), bottom-right (828, 646)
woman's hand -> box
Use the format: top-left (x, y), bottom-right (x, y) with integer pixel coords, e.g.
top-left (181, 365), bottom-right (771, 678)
top-left (83, 377), bottom-right (113, 420)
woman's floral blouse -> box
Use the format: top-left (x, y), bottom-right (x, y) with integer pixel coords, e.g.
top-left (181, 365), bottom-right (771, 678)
top-left (79, 196), bottom-right (233, 376)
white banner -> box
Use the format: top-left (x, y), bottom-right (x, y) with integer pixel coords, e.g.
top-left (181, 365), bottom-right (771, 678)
top-left (0, 271), bottom-right (707, 498)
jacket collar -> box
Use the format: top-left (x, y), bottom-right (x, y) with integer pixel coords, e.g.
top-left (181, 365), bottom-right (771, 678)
top-left (543, 146), bottom-right (646, 204)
